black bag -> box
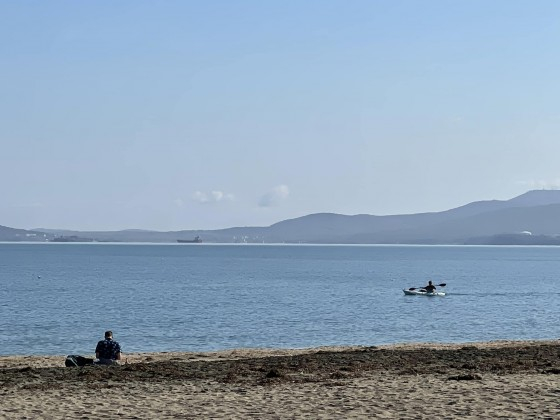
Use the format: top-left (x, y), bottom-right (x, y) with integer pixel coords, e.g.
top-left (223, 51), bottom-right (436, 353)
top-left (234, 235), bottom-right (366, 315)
top-left (65, 354), bottom-right (94, 367)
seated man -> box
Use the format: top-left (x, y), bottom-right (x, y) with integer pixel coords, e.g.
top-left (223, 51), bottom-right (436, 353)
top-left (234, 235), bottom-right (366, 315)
top-left (95, 330), bottom-right (122, 365)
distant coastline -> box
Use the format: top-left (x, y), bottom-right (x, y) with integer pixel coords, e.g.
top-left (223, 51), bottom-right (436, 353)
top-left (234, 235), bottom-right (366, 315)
top-left (2, 190), bottom-right (560, 245)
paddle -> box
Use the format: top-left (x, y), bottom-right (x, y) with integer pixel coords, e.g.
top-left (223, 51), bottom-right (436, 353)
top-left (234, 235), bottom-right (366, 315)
top-left (408, 283), bottom-right (446, 291)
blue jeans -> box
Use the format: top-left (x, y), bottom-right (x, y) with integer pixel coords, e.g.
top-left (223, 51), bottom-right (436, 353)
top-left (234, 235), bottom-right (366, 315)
top-left (95, 358), bottom-right (119, 365)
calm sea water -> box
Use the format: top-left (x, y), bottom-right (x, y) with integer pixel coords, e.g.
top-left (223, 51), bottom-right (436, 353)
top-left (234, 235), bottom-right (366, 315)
top-left (1, 243), bottom-right (559, 356)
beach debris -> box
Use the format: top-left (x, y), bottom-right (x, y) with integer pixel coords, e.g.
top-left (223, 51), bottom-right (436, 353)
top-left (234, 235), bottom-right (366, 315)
top-left (265, 368), bottom-right (282, 378)
top-left (447, 373), bottom-right (482, 381)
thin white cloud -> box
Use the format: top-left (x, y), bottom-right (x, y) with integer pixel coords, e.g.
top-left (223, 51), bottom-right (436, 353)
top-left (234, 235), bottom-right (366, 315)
top-left (192, 191), bottom-right (209, 203)
top-left (259, 184), bottom-right (290, 207)
top-left (211, 191), bottom-right (224, 201)
top-left (192, 190), bottom-right (235, 204)
top-left (517, 180), bottom-right (560, 190)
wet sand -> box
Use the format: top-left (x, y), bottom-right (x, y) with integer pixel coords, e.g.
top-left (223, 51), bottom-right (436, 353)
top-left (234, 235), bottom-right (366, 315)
top-left (2, 340), bottom-right (560, 418)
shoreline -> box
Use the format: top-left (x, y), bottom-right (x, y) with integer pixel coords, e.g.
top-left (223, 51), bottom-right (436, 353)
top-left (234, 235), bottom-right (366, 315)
top-left (2, 340), bottom-right (560, 418)
top-left (1, 338), bottom-right (559, 368)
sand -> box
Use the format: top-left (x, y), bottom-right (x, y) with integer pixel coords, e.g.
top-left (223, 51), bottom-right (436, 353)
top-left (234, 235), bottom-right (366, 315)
top-left (1, 340), bottom-right (560, 419)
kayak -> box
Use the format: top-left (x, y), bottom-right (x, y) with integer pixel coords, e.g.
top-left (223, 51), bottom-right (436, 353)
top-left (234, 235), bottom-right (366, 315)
top-left (403, 289), bottom-right (446, 296)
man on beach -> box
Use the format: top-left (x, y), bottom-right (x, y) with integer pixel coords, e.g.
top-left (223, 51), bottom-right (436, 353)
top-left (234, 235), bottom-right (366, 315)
top-left (95, 330), bottom-right (122, 365)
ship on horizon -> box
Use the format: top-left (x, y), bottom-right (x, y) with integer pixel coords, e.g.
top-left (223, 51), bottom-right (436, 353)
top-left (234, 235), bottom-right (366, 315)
top-left (177, 236), bottom-right (202, 243)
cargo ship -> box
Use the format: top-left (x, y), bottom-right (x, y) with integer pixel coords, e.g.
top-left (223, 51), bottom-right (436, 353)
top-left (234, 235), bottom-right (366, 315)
top-left (177, 236), bottom-right (202, 243)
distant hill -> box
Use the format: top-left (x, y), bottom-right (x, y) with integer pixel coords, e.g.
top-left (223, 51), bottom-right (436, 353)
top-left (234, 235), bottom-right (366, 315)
top-left (0, 225), bottom-right (51, 242)
top-left (17, 189), bottom-right (560, 244)
top-left (261, 190), bottom-right (560, 244)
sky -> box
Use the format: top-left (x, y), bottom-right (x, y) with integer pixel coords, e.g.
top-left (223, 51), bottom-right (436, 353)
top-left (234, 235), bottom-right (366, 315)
top-left (2, 1), bottom-right (560, 231)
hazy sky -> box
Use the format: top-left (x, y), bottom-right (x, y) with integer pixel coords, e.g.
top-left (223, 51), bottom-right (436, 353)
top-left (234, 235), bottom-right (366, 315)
top-left (2, 1), bottom-right (560, 231)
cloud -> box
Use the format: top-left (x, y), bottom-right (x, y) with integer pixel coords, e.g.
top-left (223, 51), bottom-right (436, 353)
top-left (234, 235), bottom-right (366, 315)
top-left (259, 185), bottom-right (290, 207)
top-left (517, 180), bottom-right (560, 190)
top-left (211, 191), bottom-right (223, 201)
top-left (192, 191), bottom-right (209, 203)
top-left (192, 190), bottom-right (235, 204)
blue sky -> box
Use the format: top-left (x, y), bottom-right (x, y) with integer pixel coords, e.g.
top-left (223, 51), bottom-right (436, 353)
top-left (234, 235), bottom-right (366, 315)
top-left (2, 1), bottom-right (560, 231)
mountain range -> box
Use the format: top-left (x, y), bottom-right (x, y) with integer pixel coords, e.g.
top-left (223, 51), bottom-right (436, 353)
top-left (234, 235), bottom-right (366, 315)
top-left (2, 190), bottom-right (560, 244)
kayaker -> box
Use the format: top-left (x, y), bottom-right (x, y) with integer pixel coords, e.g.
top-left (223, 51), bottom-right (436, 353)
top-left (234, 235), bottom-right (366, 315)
top-left (423, 280), bottom-right (437, 293)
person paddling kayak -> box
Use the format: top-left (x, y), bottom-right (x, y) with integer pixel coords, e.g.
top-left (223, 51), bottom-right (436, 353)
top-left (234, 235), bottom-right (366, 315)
top-left (422, 280), bottom-right (437, 293)
top-left (403, 281), bottom-right (446, 296)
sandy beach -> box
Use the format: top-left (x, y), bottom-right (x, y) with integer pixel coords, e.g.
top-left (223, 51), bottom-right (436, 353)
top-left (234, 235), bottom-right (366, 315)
top-left (2, 340), bottom-right (560, 419)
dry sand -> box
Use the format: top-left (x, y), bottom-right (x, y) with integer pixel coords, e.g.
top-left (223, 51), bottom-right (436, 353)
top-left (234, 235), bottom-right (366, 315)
top-left (2, 340), bottom-right (560, 419)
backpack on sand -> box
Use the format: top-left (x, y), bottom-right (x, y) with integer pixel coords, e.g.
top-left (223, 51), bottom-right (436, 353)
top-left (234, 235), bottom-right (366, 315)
top-left (65, 355), bottom-right (94, 367)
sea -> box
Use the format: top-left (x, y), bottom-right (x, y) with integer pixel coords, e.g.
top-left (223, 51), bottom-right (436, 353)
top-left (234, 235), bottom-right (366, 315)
top-left (1, 243), bottom-right (559, 356)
